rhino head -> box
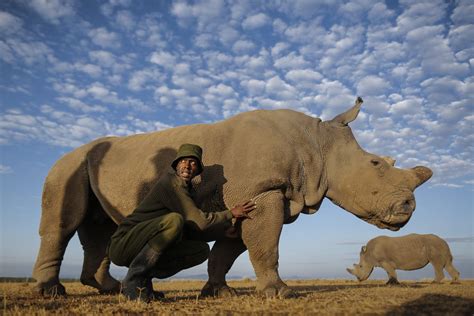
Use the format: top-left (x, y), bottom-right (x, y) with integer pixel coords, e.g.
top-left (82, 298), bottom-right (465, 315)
top-left (321, 97), bottom-right (432, 231)
top-left (346, 246), bottom-right (373, 281)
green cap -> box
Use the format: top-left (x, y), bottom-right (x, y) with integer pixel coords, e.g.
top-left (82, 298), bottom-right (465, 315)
top-left (171, 143), bottom-right (204, 174)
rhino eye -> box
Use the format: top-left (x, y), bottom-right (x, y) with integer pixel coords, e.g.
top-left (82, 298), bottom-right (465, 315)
top-left (370, 159), bottom-right (380, 167)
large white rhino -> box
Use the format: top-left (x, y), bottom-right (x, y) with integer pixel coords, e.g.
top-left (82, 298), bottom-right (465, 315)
top-left (32, 98), bottom-right (432, 298)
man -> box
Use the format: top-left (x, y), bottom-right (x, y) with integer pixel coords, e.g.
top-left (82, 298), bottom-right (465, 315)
top-left (108, 143), bottom-right (255, 301)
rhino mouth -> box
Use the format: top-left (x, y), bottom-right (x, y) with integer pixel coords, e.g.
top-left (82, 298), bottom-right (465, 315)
top-left (377, 197), bottom-right (416, 230)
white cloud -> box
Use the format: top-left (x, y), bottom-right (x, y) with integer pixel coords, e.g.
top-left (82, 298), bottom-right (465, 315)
top-left (357, 75), bottom-right (390, 96)
top-left (265, 76), bottom-right (298, 101)
top-left (396, 1), bottom-right (447, 35)
top-left (0, 11), bottom-right (23, 35)
top-left (240, 79), bottom-right (265, 97)
top-left (115, 10), bottom-right (135, 30)
top-left (150, 51), bottom-right (177, 69)
top-left (232, 39), bottom-right (256, 54)
top-left (26, 0), bottom-right (75, 24)
top-left (0, 38), bottom-right (52, 65)
top-left (57, 97), bottom-right (107, 113)
top-left (88, 27), bottom-right (121, 49)
top-left (285, 69), bottom-right (322, 83)
top-left (0, 164), bottom-right (13, 174)
top-left (389, 97), bottom-right (423, 116)
top-left (450, 0), bottom-right (474, 26)
top-left (89, 50), bottom-right (116, 68)
top-left (274, 52), bottom-right (310, 70)
top-left (242, 13), bottom-right (270, 29)
top-left (218, 26), bottom-right (240, 47)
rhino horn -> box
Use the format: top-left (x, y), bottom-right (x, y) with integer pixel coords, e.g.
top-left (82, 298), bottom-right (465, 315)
top-left (412, 166), bottom-right (433, 187)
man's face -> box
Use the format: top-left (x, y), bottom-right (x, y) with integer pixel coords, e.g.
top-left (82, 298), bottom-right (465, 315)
top-left (176, 157), bottom-right (199, 183)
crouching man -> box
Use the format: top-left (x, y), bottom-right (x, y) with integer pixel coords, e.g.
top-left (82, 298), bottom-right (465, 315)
top-left (108, 143), bottom-right (256, 301)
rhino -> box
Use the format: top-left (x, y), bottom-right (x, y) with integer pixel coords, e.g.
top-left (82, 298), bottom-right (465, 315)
top-left (32, 97), bottom-right (432, 298)
top-left (347, 233), bottom-right (460, 284)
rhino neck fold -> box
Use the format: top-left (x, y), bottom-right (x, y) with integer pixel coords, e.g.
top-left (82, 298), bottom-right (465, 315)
top-left (301, 122), bottom-right (328, 212)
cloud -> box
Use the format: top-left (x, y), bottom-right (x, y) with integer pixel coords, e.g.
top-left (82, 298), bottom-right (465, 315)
top-left (150, 51), bottom-right (177, 69)
top-left (232, 39), bottom-right (256, 54)
top-left (389, 97), bottom-right (423, 116)
top-left (26, 0), bottom-right (75, 24)
top-left (274, 52), bottom-right (310, 70)
top-left (0, 38), bottom-right (52, 65)
top-left (0, 11), bottom-right (24, 35)
top-left (265, 76), bottom-right (298, 101)
top-left (357, 75), bottom-right (390, 96)
top-left (88, 27), bottom-right (121, 49)
top-left (57, 97), bottom-right (107, 113)
top-left (242, 13), bottom-right (270, 29)
top-left (0, 106), bottom-right (171, 148)
top-left (0, 164), bottom-right (13, 174)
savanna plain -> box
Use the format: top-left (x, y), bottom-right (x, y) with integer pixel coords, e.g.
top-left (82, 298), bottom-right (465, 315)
top-left (2, 279), bottom-right (474, 315)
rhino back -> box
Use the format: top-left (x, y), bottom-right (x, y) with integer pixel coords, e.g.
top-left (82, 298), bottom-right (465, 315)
top-left (86, 109), bottom-right (322, 220)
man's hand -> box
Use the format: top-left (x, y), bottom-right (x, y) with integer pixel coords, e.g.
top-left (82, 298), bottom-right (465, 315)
top-left (230, 200), bottom-right (256, 218)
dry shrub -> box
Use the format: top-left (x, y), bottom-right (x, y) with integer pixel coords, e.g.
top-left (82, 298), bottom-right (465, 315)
top-left (1, 279), bottom-right (473, 315)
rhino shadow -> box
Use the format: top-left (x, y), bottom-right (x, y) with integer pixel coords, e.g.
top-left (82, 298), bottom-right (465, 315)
top-left (135, 147), bottom-right (177, 205)
top-left (386, 293), bottom-right (474, 315)
top-left (136, 146), bottom-right (227, 211)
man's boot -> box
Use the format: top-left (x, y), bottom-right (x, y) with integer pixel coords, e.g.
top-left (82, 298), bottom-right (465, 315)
top-left (122, 244), bottom-right (160, 302)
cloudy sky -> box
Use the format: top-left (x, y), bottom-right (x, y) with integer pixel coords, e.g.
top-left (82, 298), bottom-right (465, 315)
top-left (1, 0), bottom-right (473, 281)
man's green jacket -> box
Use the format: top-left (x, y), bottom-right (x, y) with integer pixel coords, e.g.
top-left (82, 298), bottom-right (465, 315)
top-left (114, 169), bottom-right (233, 237)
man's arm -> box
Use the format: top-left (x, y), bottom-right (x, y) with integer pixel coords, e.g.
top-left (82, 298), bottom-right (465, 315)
top-left (160, 176), bottom-right (255, 231)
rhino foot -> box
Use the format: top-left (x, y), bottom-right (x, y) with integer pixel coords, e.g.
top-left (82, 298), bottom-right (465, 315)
top-left (200, 282), bottom-right (238, 298)
top-left (81, 276), bottom-right (121, 294)
top-left (32, 282), bottom-right (66, 297)
top-left (261, 285), bottom-right (295, 298)
top-left (386, 278), bottom-right (400, 285)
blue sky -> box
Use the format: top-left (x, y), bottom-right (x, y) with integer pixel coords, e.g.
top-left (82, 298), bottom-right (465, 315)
top-left (0, 0), bottom-right (473, 281)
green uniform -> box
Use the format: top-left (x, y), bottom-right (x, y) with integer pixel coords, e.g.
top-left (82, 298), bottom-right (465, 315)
top-left (109, 169), bottom-right (232, 267)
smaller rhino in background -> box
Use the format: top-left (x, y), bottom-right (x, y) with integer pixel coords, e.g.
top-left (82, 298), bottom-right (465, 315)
top-left (347, 234), bottom-right (460, 284)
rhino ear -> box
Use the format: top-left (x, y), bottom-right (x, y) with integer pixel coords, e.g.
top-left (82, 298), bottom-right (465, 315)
top-left (382, 156), bottom-right (396, 166)
top-left (330, 97), bottom-right (363, 125)
top-left (361, 245), bottom-right (367, 254)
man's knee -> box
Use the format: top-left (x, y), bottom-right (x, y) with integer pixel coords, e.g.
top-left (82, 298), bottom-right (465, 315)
top-left (161, 212), bottom-right (184, 231)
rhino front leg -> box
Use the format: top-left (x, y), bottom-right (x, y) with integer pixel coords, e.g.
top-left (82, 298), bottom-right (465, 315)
top-left (241, 191), bottom-right (294, 298)
top-left (381, 262), bottom-right (399, 285)
top-left (200, 238), bottom-right (247, 298)
top-left (77, 212), bottom-right (120, 294)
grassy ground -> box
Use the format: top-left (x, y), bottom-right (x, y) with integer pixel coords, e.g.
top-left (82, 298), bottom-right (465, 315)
top-left (2, 279), bottom-right (473, 315)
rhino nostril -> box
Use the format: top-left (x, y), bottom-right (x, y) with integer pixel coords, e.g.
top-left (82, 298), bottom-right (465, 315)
top-left (402, 199), bottom-right (415, 212)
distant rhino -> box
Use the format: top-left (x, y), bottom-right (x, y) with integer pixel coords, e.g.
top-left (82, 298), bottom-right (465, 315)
top-left (347, 234), bottom-right (460, 284)
top-left (33, 98), bottom-right (433, 298)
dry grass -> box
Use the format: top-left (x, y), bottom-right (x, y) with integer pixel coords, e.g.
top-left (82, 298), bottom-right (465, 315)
top-left (2, 279), bottom-right (473, 315)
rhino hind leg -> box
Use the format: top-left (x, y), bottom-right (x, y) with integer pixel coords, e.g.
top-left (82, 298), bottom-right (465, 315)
top-left (431, 260), bottom-right (446, 283)
top-left (33, 160), bottom-right (90, 297)
top-left (200, 238), bottom-right (247, 298)
top-left (445, 261), bottom-right (460, 284)
top-left (77, 198), bottom-right (120, 294)
top-left (241, 191), bottom-right (294, 298)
